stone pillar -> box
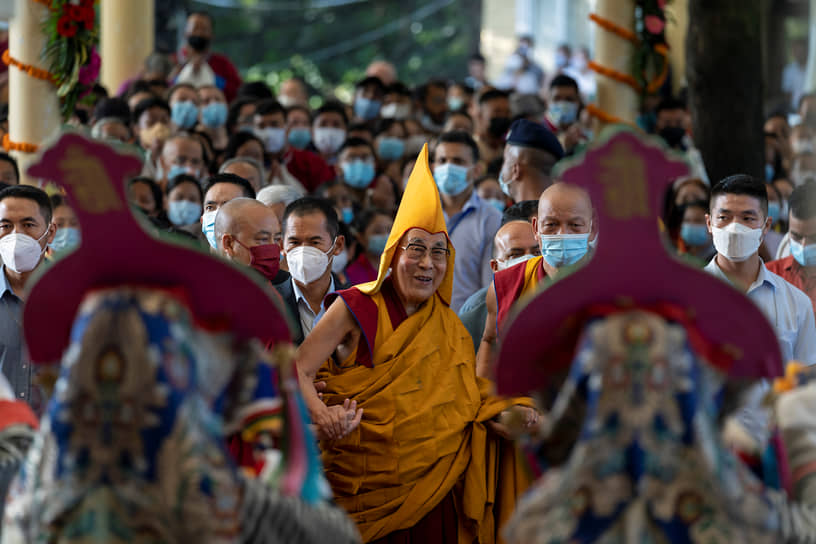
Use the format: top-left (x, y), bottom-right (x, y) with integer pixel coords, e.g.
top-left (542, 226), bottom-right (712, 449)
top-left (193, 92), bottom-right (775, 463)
top-left (803, 0), bottom-right (816, 93)
top-left (665, 0), bottom-right (689, 96)
top-left (8, 0), bottom-right (60, 185)
top-left (593, 0), bottom-right (639, 125)
top-left (100, 0), bottom-right (155, 95)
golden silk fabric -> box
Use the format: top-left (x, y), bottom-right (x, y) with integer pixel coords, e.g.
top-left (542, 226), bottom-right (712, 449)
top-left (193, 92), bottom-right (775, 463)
top-left (318, 290), bottom-right (531, 543)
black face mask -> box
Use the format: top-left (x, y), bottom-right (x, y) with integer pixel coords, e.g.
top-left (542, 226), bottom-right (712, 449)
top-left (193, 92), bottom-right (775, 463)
top-left (187, 35), bottom-right (210, 52)
top-left (659, 126), bottom-right (686, 150)
top-left (488, 117), bottom-right (512, 139)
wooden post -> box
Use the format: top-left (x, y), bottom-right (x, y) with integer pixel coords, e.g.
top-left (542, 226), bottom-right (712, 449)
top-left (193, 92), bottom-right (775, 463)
top-left (8, 0), bottom-right (60, 185)
top-left (100, 0), bottom-right (155, 96)
top-left (593, 0), bottom-right (638, 126)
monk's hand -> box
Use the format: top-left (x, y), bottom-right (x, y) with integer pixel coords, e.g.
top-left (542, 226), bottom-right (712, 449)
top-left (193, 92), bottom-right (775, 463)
top-left (338, 398), bottom-right (364, 439)
top-left (314, 381), bottom-right (327, 400)
top-left (488, 406), bottom-right (541, 439)
top-left (316, 403), bottom-right (354, 441)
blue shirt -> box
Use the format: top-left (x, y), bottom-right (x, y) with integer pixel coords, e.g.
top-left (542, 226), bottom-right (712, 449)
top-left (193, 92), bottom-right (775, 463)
top-left (444, 191), bottom-right (502, 312)
top-left (0, 266), bottom-right (29, 403)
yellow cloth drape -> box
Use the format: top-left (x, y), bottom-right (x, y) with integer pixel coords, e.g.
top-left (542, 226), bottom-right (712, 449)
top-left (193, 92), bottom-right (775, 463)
top-left (318, 290), bottom-right (532, 543)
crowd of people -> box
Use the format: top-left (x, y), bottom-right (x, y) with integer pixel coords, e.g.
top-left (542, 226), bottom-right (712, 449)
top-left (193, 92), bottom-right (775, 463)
top-left (1, 8), bottom-right (816, 542)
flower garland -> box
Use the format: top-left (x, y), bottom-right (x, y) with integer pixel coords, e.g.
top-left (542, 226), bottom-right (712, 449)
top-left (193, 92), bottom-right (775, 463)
top-left (40, 0), bottom-right (100, 121)
top-left (587, 1), bottom-right (671, 124)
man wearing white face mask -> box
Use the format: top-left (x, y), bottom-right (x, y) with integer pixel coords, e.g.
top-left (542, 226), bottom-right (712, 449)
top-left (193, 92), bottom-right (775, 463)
top-left (0, 186), bottom-right (56, 406)
top-left (274, 197), bottom-right (347, 345)
top-left (312, 101), bottom-right (349, 166)
top-left (705, 174), bottom-right (815, 363)
top-left (432, 131), bottom-right (501, 312)
top-left (704, 174), bottom-right (816, 448)
top-left (253, 99), bottom-right (335, 193)
top-left (477, 182), bottom-right (596, 378)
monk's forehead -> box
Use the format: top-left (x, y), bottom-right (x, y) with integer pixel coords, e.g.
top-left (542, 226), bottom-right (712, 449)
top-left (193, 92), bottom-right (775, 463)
top-left (400, 228), bottom-right (447, 246)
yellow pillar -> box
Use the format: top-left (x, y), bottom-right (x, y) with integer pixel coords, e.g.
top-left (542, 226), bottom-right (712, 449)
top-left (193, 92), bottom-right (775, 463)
top-left (8, 0), bottom-right (60, 185)
top-left (100, 0), bottom-right (155, 95)
top-left (593, 0), bottom-right (639, 125)
top-left (665, 0), bottom-right (689, 96)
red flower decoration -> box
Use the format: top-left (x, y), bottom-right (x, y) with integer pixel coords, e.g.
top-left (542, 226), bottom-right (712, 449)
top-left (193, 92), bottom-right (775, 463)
top-left (68, 5), bottom-right (84, 21)
top-left (57, 15), bottom-right (77, 38)
top-left (644, 15), bottom-right (665, 34)
top-left (657, 0), bottom-right (667, 8)
top-left (81, 6), bottom-right (95, 30)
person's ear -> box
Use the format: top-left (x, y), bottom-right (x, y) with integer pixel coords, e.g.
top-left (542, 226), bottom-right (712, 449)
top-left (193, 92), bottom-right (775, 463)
top-left (470, 161), bottom-right (484, 180)
top-left (511, 161), bottom-right (522, 182)
top-left (333, 234), bottom-right (345, 256)
top-left (490, 258), bottom-right (499, 273)
top-left (221, 234), bottom-right (234, 256)
top-left (46, 223), bottom-right (57, 245)
top-left (763, 214), bottom-right (773, 236)
top-left (531, 216), bottom-right (539, 240)
top-left (705, 213), bottom-right (712, 234)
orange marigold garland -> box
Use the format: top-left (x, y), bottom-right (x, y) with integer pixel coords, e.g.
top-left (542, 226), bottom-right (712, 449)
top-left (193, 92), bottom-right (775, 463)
top-left (2, 134), bottom-right (39, 154)
top-left (2, 49), bottom-right (57, 84)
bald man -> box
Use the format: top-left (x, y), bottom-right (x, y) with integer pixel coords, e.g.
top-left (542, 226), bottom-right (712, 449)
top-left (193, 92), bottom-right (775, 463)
top-left (459, 219), bottom-right (540, 352)
top-left (158, 133), bottom-right (205, 190)
top-left (476, 183), bottom-right (596, 377)
top-left (220, 157), bottom-right (266, 193)
top-left (215, 197), bottom-right (285, 284)
top-left (365, 60), bottom-right (397, 86)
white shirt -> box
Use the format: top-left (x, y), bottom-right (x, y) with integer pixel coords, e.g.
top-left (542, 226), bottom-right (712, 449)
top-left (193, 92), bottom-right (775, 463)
top-left (704, 257), bottom-right (816, 364)
top-left (291, 275), bottom-right (335, 337)
top-left (705, 257), bottom-right (816, 447)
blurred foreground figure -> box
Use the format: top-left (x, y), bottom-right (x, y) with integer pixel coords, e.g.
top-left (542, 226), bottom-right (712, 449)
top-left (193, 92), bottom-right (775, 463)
top-left (1, 133), bottom-right (359, 544)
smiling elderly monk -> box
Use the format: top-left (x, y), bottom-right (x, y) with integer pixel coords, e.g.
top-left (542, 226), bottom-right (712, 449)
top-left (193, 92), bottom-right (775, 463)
top-left (296, 145), bottom-right (537, 543)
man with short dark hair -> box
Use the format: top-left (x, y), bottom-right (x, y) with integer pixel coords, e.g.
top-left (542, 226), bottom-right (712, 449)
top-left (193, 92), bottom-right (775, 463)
top-left (768, 181), bottom-right (816, 314)
top-left (704, 174), bottom-right (815, 364)
top-left (336, 137), bottom-right (377, 203)
top-left (499, 119), bottom-right (564, 203)
top-left (132, 97), bottom-right (171, 177)
top-left (433, 130), bottom-right (501, 311)
top-left (173, 11), bottom-right (242, 101)
top-left (312, 101), bottom-right (349, 164)
top-left (381, 82), bottom-right (413, 120)
top-left (416, 79), bottom-right (448, 133)
top-left (158, 133), bottom-right (205, 189)
top-left (705, 174), bottom-right (816, 449)
top-left (475, 89), bottom-right (512, 164)
top-left (275, 197), bottom-right (347, 345)
top-left (0, 185), bottom-right (55, 405)
top-left (201, 173), bottom-right (256, 250)
top-left (546, 74), bottom-right (585, 153)
top-left (655, 97), bottom-right (689, 150)
top-left (352, 76), bottom-right (385, 122)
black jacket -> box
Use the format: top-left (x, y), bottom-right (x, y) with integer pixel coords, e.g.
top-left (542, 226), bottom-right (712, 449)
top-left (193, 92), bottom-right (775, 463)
top-left (273, 273), bottom-right (349, 345)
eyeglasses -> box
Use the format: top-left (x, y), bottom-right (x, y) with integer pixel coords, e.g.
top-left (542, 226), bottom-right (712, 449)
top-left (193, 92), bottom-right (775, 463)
top-left (400, 243), bottom-right (450, 263)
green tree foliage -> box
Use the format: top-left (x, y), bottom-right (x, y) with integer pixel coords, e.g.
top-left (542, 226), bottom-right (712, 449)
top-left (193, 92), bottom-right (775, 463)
top-left (188, 0), bottom-right (482, 103)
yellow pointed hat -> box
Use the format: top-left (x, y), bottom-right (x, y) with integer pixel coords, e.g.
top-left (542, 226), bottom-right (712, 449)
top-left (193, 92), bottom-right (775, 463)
top-left (357, 144), bottom-right (455, 306)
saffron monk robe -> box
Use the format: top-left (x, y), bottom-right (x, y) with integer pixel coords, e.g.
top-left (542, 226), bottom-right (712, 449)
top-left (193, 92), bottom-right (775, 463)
top-left (296, 144), bottom-right (539, 543)
top-left (477, 183), bottom-right (597, 378)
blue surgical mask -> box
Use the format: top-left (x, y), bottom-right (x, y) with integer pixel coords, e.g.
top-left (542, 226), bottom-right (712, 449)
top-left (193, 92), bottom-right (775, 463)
top-left (448, 96), bottom-right (464, 111)
top-left (171, 101), bottom-right (199, 129)
top-left (341, 207), bottom-right (354, 225)
top-left (341, 160), bottom-right (376, 189)
top-left (377, 137), bottom-right (404, 161)
top-left (539, 233), bottom-right (590, 267)
top-left (168, 200), bottom-right (202, 226)
top-left (50, 227), bottom-right (80, 253)
top-left (288, 128), bottom-right (312, 150)
top-left (367, 233), bottom-right (389, 255)
top-left (434, 163), bottom-right (470, 196)
top-left (201, 210), bottom-right (217, 249)
top-left (791, 240), bottom-right (816, 267)
top-left (680, 223), bottom-right (710, 246)
top-left (354, 97), bottom-right (382, 121)
top-left (768, 201), bottom-right (781, 224)
top-left (200, 102), bottom-right (227, 128)
top-left (167, 164), bottom-right (190, 181)
top-left (766, 163), bottom-right (775, 182)
top-left (548, 100), bottom-right (578, 126)
top-left (486, 198), bottom-right (506, 212)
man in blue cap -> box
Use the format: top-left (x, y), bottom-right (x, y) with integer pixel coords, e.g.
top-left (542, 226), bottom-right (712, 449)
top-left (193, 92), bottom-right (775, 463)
top-left (499, 119), bottom-right (565, 203)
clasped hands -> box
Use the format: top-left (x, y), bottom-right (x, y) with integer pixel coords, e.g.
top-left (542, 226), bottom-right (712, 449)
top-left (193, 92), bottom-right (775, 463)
top-left (487, 405), bottom-right (541, 439)
top-left (312, 381), bottom-right (363, 441)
